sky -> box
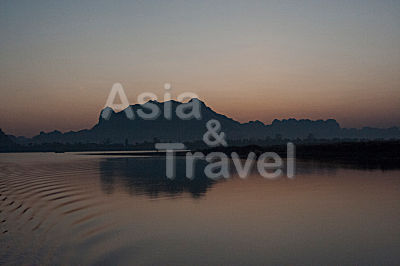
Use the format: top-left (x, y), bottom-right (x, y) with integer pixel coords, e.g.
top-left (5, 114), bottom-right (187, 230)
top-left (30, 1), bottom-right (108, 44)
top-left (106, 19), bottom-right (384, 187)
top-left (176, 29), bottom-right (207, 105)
top-left (0, 0), bottom-right (399, 137)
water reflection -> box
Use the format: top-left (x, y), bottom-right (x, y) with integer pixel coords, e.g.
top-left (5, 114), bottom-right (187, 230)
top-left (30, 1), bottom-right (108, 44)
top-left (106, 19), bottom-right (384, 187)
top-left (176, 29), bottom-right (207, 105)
top-left (99, 157), bottom-right (215, 198)
top-left (98, 156), bottom-right (398, 199)
top-left (1, 153), bottom-right (400, 265)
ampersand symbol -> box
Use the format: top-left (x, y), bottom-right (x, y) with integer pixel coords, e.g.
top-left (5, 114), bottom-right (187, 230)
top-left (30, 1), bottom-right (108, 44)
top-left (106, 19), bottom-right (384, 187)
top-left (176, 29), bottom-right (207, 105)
top-left (203, 119), bottom-right (228, 147)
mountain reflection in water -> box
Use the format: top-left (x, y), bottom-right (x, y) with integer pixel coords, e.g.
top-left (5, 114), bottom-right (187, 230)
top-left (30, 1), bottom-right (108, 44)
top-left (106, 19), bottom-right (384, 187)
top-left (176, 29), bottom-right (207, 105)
top-left (99, 157), bottom-right (215, 198)
top-left (0, 153), bottom-right (399, 265)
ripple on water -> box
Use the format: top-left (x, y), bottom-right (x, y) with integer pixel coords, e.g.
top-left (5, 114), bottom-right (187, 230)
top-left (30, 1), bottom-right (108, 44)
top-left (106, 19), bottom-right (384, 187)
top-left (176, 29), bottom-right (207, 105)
top-left (0, 159), bottom-right (117, 265)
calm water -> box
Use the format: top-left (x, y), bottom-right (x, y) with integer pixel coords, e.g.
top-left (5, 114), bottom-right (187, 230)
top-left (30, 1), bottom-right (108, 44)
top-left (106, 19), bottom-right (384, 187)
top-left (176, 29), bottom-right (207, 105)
top-left (0, 153), bottom-right (399, 265)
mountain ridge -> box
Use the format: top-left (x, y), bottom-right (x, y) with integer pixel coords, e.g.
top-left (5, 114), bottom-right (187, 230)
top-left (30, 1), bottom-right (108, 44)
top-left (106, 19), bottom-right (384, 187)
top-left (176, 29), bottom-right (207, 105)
top-left (6, 99), bottom-right (400, 144)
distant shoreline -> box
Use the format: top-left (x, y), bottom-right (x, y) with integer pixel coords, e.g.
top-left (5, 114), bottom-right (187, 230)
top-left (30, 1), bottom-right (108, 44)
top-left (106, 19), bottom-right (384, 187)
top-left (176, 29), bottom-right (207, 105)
top-left (3, 140), bottom-right (397, 170)
top-left (83, 141), bottom-right (400, 170)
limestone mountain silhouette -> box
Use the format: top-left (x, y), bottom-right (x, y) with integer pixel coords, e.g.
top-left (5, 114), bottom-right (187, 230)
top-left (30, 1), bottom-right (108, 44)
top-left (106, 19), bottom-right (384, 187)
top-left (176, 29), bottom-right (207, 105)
top-left (0, 128), bottom-right (16, 148)
top-left (25, 99), bottom-right (400, 144)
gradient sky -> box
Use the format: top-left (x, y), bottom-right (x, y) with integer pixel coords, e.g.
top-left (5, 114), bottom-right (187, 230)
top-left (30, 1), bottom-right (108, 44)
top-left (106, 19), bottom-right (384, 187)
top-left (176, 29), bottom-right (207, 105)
top-left (1, 0), bottom-right (399, 137)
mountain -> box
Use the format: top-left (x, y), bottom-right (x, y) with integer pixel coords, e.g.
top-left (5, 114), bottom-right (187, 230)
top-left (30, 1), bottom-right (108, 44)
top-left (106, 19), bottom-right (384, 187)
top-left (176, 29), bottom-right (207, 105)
top-left (17, 99), bottom-right (400, 144)
top-left (0, 128), bottom-right (16, 149)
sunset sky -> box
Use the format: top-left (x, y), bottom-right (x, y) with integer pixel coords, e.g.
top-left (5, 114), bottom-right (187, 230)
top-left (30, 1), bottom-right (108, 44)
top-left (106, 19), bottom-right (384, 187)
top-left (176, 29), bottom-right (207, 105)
top-left (1, 0), bottom-right (399, 137)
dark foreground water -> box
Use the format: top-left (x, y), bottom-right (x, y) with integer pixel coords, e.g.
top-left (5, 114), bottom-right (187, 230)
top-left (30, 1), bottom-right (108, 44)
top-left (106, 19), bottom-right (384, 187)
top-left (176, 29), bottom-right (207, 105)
top-left (0, 153), bottom-right (399, 265)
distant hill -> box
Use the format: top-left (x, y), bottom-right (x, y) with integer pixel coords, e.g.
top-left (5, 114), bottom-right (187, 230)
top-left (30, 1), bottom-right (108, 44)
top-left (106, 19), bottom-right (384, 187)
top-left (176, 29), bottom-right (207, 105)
top-left (11, 99), bottom-right (400, 144)
top-left (0, 128), bottom-right (16, 149)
